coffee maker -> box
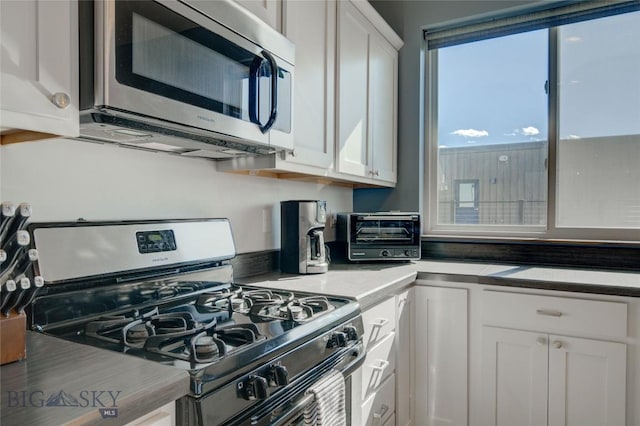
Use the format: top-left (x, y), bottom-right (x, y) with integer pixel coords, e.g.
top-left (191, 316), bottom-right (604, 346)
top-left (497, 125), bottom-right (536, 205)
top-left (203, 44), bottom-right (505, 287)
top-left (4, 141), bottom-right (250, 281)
top-left (280, 200), bottom-right (329, 274)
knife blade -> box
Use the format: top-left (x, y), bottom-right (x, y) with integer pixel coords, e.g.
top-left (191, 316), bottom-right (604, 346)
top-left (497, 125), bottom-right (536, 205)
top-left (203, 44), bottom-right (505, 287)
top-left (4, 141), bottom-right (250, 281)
top-left (6, 249), bottom-right (38, 281)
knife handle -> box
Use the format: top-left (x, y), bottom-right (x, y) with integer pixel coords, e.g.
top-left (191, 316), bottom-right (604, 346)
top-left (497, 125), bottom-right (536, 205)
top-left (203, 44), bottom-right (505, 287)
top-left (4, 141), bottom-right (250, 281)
top-left (1, 277), bottom-right (30, 316)
top-left (15, 276), bottom-right (44, 313)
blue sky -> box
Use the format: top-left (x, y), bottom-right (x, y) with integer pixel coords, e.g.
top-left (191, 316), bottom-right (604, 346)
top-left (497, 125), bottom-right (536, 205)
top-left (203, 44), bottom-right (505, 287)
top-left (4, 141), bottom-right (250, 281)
top-left (436, 11), bottom-right (640, 148)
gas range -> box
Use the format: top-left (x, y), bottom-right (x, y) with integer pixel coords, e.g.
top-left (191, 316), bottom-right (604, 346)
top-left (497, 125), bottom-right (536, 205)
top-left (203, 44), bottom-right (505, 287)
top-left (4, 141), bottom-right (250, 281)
top-left (28, 219), bottom-right (364, 425)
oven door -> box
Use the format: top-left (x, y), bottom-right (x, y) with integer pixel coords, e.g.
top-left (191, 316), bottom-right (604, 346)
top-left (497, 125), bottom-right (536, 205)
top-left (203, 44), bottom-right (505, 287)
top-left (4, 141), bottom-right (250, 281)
top-left (228, 350), bottom-right (362, 426)
top-left (351, 214), bottom-right (420, 246)
top-left (183, 342), bottom-right (364, 426)
top-left (95, 0), bottom-right (293, 148)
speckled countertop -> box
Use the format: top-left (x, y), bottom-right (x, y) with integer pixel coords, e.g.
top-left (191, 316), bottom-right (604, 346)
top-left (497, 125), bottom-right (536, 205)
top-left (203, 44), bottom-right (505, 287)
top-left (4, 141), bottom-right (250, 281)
top-left (0, 332), bottom-right (190, 426)
top-left (238, 260), bottom-right (640, 307)
top-left (2, 260), bottom-right (638, 426)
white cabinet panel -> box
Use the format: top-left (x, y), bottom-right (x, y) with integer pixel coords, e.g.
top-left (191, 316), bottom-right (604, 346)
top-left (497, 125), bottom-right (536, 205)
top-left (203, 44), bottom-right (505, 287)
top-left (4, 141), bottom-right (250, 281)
top-left (548, 335), bottom-right (626, 426)
top-left (0, 0), bottom-right (78, 139)
top-left (362, 373), bottom-right (396, 426)
top-left (369, 31), bottom-right (397, 183)
top-left (282, 0), bottom-right (335, 169)
top-left (336, 0), bottom-right (400, 185)
top-left (483, 290), bottom-right (628, 338)
top-left (415, 286), bottom-right (468, 426)
top-left (362, 331), bottom-right (396, 397)
top-left (480, 326), bottom-right (548, 426)
top-left (396, 289), bottom-right (414, 426)
top-left (362, 296), bottom-right (396, 350)
top-left (336, 0), bottom-right (370, 178)
top-left (234, 0), bottom-right (281, 30)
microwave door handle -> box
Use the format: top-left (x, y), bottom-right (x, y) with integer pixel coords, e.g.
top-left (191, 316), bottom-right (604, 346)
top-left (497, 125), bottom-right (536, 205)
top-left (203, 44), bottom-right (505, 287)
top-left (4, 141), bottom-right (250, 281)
top-left (248, 56), bottom-right (263, 126)
top-left (259, 50), bottom-right (278, 134)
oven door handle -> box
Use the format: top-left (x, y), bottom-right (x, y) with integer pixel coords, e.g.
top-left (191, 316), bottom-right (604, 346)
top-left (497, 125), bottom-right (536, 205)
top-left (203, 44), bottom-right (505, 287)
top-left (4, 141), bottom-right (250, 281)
top-left (258, 393), bottom-right (315, 426)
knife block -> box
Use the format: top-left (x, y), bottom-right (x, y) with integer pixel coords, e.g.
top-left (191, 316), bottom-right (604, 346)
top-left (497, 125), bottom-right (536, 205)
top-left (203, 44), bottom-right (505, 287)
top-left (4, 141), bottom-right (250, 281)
top-left (0, 311), bottom-right (26, 365)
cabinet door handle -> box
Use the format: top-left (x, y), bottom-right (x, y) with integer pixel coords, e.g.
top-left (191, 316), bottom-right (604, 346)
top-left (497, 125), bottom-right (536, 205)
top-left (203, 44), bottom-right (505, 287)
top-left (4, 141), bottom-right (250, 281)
top-left (552, 340), bottom-right (563, 349)
top-left (370, 359), bottom-right (390, 372)
top-left (536, 309), bottom-right (563, 317)
top-left (373, 403), bottom-right (390, 420)
top-left (536, 336), bottom-right (547, 346)
top-left (371, 318), bottom-right (389, 328)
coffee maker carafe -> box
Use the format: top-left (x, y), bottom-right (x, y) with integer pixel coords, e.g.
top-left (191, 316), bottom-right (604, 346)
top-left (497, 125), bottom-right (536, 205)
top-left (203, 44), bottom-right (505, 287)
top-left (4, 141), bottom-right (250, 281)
top-left (280, 200), bottom-right (329, 274)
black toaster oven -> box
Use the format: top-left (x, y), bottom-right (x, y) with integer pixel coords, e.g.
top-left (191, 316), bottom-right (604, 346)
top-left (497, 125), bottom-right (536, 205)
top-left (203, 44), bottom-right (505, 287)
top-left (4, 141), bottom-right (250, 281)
top-left (337, 212), bottom-right (421, 261)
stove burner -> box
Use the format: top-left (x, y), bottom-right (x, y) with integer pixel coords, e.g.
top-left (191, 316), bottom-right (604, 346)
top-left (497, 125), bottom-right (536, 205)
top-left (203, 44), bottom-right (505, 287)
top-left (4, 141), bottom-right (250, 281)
top-left (126, 323), bottom-right (150, 343)
top-left (251, 295), bottom-right (335, 322)
top-left (281, 305), bottom-right (305, 321)
top-left (194, 335), bottom-right (219, 357)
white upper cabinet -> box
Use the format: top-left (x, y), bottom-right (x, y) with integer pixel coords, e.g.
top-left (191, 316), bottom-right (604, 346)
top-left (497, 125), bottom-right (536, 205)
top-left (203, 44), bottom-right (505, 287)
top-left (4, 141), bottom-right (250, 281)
top-left (0, 0), bottom-right (79, 142)
top-left (281, 0), bottom-right (336, 170)
top-left (234, 0), bottom-right (282, 31)
top-left (336, 0), bottom-right (401, 186)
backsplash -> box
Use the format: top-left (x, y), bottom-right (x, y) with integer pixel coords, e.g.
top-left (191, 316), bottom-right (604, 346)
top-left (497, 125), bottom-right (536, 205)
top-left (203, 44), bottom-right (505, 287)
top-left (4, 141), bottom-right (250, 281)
top-left (0, 138), bottom-right (352, 254)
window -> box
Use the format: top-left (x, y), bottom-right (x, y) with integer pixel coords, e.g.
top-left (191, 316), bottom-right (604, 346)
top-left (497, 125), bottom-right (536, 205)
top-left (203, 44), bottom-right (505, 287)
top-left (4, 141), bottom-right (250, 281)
top-left (426, 6), bottom-right (640, 240)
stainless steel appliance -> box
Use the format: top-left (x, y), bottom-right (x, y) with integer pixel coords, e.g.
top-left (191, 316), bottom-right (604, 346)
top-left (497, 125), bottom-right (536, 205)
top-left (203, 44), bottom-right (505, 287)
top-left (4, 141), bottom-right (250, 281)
top-left (78, 0), bottom-right (294, 159)
top-left (280, 201), bottom-right (329, 274)
top-left (337, 212), bottom-right (421, 261)
top-left (28, 219), bottom-right (363, 425)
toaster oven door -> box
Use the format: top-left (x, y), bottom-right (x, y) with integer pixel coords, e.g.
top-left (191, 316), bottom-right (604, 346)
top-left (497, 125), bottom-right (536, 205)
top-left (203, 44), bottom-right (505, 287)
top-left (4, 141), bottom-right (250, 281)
top-left (351, 215), bottom-right (420, 246)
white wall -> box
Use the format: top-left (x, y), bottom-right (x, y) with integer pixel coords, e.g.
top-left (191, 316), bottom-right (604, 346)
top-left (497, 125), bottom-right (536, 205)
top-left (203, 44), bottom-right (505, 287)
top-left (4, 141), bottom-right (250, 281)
top-left (0, 138), bottom-right (352, 253)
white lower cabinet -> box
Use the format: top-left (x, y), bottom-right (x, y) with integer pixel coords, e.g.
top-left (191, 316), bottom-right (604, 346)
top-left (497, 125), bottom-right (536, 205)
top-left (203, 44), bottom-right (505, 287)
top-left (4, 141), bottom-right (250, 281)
top-left (414, 286), bottom-right (469, 426)
top-left (362, 373), bottom-right (396, 425)
top-left (414, 279), bottom-right (638, 426)
top-left (480, 290), bottom-right (628, 426)
top-left (354, 295), bottom-right (399, 425)
top-left (396, 289), bottom-right (414, 426)
top-left (481, 326), bottom-right (627, 426)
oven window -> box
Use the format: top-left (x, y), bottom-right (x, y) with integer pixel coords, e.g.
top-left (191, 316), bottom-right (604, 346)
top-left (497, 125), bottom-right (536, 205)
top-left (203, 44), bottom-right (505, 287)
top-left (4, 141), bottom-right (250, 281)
top-left (352, 218), bottom-right (418, 245)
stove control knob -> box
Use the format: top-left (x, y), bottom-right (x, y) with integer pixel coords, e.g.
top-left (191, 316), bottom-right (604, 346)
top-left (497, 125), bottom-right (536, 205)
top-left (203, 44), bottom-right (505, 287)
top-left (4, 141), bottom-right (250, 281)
top-left (244, 375), bottom-right (269, 400)
top-left (327, 331), bottom-right (347, 348)
top-left (269, 364), bottom-right (289, 386)
top-left (343, 326), bottom-right (358, 341)
top-left (381, 250), bottom-right (390, 257)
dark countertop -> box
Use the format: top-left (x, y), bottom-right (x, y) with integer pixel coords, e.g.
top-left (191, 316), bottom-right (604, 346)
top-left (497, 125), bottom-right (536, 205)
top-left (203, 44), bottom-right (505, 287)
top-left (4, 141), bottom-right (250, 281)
top-left (0, 332), bottom-right (190, 426)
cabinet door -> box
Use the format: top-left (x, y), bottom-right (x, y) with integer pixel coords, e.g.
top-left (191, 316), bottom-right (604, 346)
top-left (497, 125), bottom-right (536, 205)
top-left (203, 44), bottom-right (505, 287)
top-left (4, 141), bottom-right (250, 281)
top-left (0, 0), bottom-right (78, 138)
top-left (548, 335), bottom-right (626, 426)
top-left (369, 31), bottom-right (397, 183)
top-left (336, 0), bottom-right (371, 178)
top-left (480, 327), bottom-right (548, 426)
top-left (396, 289), bottom-right (414, 426)
top-left (415, 286), bottom-right (468, 426)
top-left (282, 0), bottom-right (335, 169)
top-left (234, 0), bottom-right (281, 30)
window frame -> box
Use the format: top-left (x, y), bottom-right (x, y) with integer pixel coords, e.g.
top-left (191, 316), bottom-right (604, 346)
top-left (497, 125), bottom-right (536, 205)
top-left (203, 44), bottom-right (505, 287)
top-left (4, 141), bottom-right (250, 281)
top-left (423, 13), bottom-right (640, 243)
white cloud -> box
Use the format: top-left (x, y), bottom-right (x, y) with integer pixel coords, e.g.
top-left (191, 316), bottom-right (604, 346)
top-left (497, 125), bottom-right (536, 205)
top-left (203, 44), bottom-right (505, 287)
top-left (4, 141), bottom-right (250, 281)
top-left (567, 134), bottom-right (581, 139)
top-left (450, 129), bottom-right (489, 138)
top-left (521, 126), bottom-right (540, 136)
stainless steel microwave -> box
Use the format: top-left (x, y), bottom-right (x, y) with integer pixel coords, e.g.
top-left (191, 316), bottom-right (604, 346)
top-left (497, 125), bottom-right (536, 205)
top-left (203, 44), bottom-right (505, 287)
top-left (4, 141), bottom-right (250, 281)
top-left (337, 213), bottom-right (421, 261)
top-left (78, 0), bottom-right (294, 158)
